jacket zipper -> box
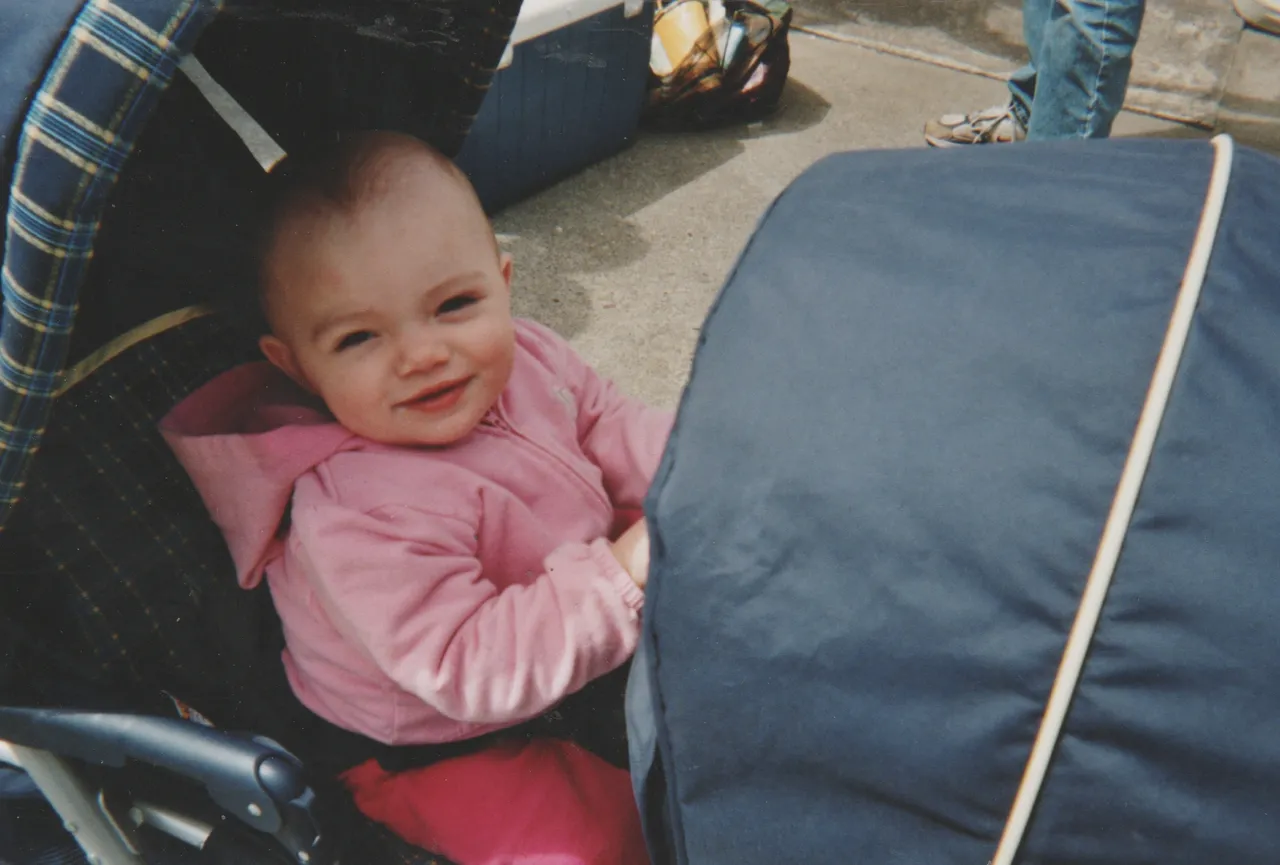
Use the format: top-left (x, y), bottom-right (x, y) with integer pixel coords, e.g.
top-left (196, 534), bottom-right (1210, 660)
top-left (480, 404), bottom-right (612, 511)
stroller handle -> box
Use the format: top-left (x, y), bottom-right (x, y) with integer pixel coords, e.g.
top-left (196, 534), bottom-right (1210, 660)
top-left (0, 706), bottom-right (328, 864)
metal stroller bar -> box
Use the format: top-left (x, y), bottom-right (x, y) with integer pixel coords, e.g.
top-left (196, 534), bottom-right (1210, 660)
top-left (2, 740), bottom-right (145, 865)
top-left (0, 708), bottom-right (331, 864)
top-left (129, 800), bottom-right (215, 850)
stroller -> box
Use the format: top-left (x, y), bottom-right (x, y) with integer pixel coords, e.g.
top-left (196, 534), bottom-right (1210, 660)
top-left (0, 1), bottom-right (524, 863)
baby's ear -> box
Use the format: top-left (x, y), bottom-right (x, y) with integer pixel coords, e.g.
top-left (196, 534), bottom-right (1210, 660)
top-left (499, 252), bottom-right (514, 290)
top-left (259, 335), bottom-right (314, 393)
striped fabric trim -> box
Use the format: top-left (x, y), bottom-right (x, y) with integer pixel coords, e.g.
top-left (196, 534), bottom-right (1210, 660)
top-left (55, 304), bottom-right (213, 397)
top-left (0, 0), bottom-right (222, 524)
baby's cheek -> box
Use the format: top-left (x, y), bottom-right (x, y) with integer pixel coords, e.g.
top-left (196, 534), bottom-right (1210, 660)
top-left (325, 386), bottom-right (386, 440)
top-left (329, 365), bottom-right (384, 412)
top-left (480, 322), bottom-right (516, 378)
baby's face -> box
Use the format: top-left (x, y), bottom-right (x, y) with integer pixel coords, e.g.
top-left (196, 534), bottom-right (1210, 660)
top-left (260, 164), bottom-right (515, 447)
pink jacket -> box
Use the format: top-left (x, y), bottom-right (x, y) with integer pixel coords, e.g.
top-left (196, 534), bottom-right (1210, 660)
top-left (161, 320), bottom-right (672, 747)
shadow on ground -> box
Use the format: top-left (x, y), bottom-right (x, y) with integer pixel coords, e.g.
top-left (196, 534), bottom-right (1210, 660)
top-left (496, 78), bottom-right (831, 337)
top-left (1125, 113), bottom-right (1280, 154)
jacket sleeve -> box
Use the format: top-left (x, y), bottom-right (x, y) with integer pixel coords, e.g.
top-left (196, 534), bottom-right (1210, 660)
top-left (531, 325), bottom-right (674, 512)
top-left (289, 487), bottom-right (644, 726)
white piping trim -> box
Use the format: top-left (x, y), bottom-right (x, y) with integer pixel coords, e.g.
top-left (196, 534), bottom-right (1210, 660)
top-left (178, 55), bottom-right (287, 172)
top-left (989, 133), bottom-right (1236, 865)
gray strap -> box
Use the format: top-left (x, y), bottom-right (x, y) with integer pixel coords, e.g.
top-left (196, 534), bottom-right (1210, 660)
top-left (179, 55), bottom-right (286, 171)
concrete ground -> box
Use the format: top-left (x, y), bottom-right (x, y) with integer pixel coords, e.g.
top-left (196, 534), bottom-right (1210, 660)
top-left (493, 32), bottom-right (1193, 410)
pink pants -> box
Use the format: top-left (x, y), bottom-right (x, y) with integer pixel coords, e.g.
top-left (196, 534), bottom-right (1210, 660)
top-left (341, 738), bottom-right (649, 865)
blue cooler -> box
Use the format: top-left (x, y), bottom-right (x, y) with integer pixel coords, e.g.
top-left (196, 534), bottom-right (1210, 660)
top-left (455, 0), bottom-right (654, 212)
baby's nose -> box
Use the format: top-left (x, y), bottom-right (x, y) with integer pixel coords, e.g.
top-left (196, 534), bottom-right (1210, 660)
top-left (396, 330), bottom-right (449, 374)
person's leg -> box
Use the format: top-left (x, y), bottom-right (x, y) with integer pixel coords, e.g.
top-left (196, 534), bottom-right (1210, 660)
top-left (1008, 0), bottom-right (1059, 129)
top-left (1024, 0), bottom-right (1145, 140)
top-left (923, 0), bottom-right (1053, 147)
top-left (343, 739), bottom-right (648, 865)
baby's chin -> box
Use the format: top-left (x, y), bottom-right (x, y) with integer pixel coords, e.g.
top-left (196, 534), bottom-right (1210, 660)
top-left (340, 405), bottom-right (493, 448)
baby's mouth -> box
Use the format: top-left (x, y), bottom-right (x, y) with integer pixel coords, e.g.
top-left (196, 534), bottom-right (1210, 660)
top-left (397, 377), bottom-right (471, 412)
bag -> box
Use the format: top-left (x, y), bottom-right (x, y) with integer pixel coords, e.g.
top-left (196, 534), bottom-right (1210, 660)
top-left (644, 0), bottom-right (792, 130)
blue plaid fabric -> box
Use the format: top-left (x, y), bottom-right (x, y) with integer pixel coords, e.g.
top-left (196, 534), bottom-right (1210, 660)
top-left (0, 0), bottom-right (221, 526)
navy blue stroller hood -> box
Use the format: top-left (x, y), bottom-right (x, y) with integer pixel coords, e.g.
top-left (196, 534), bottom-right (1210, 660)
top-left (630, 135), bottom-right (1280, 864)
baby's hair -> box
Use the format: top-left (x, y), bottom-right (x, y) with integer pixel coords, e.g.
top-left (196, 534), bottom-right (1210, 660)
top-left (253, 130), bottom-right (492, 333)
top-left (266, 130), bottom-right (468, 216)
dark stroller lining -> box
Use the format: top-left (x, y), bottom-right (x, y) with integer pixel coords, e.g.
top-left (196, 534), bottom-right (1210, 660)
top-left (68, 72), bottom-right (268, 364)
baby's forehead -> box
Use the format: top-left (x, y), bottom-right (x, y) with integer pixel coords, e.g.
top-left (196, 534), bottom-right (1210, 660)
top-left (261, 139), bottom-right (494, 301)
top-left (290, 150), bottom-right (472, 232)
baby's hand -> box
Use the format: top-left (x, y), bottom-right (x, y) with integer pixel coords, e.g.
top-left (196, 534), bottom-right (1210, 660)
top-left (611, 518), bottom-right (650, 590)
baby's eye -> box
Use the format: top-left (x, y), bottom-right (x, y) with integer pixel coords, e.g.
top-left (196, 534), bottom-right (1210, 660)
top-left (335, 330), bottom-right (374, 351)
top-left (438, 294), bottom-right (479, 316)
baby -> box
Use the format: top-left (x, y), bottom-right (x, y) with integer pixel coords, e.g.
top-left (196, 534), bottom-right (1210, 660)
top-left (162, 131), bottom-right (670, 864)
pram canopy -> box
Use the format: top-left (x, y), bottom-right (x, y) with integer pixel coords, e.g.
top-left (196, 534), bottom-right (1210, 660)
top-left (631, 136), bottom-right (1280, 864)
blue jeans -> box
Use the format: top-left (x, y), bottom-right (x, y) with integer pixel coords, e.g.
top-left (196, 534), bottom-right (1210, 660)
top-left (1008, 0), bottom-right (1145, 140)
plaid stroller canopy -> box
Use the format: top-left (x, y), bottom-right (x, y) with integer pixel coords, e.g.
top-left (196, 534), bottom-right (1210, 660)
top-left (0, 0), bottom-right (217, 523)
top-left (0, 0), bottom-right (519, 526)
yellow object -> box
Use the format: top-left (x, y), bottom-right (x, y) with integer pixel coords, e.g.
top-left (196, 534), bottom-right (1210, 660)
top-left (56, 305), bottom-right (215, 397)
top-left (654, 0), bottom-right (717, 68)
